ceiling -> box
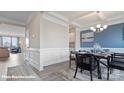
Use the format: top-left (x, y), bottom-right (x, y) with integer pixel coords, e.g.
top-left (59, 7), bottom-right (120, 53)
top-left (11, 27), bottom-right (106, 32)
top-left (0, 11), bottom-right (34, 26)
top-left (0, 11), bottom-right (124, 29)
top-left (55, 11), bottom-right (124, 29)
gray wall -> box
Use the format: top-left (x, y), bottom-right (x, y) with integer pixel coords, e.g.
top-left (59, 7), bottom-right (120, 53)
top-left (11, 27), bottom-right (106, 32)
top-left (27, 13), bottom-right (40, 49)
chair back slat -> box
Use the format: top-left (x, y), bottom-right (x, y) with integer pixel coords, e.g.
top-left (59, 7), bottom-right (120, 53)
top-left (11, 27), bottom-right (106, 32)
top-left (75, 52), bottom-right (97, 70)
top-left (112, 53), bottom-right (124, 62)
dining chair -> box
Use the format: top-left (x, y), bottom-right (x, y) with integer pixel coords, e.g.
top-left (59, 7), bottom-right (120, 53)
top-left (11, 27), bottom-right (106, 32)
top-left (79, 50), bottom-right (90, 53)
top-left (107, 53), bottom-right (124, 80)
top-left (74, 52), bottom-right (98, 81)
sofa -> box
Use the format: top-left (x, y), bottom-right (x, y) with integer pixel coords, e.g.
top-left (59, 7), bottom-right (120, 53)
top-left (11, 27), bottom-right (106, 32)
top-left (0, 47), bottom-right (9, 58)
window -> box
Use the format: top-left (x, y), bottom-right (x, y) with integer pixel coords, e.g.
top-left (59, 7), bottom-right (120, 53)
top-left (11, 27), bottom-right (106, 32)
top-left (1, 36), bottom-right (18, 48)
top-left (0, 37), bottom-right (2, 47)
top-left (12, 37), bottom-right (18, 48)
top-left (2, 37), bottom-right (11, 48)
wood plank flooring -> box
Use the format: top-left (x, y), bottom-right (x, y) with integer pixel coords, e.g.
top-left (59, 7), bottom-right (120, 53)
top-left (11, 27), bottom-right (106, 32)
top-left (1, 53), bottom-right (124, 81)
top-left (0, 53), bottom-right (25, 80)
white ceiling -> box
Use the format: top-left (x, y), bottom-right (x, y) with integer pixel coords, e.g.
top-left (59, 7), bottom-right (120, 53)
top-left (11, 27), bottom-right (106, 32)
top-left (55, 11), bottom-right (124, 29)
top-left (57, 11), bottom-right (93, 20)
top-left (0, 11), bottom-right (124, 29)
top-left (0, 24), bottom-right (25, 37)
top-left (0, 11), bottom-right (33, 37)
top-left (0, 11), bottom-right (34, 26)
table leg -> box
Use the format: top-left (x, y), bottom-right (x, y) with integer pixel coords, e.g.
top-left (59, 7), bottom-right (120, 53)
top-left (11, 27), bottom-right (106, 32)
top-left (97, 59), bottom-right (102, 79)
top-left (69, 55), bottom-right (71, 68)
top-left (107, 57), bottom-right (110, 80)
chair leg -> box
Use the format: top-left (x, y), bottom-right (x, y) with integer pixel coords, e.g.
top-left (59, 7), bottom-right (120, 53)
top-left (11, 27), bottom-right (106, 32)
top-left (80, 68), bottom-right (83, 73)
top-left (90, 70), bottom-right (93, 81)
top-left (69, 56), bottom-right (71, 68)
top-left (107, 67), bottom-right (110, 80)
top-left (110, 68), bottom-right (113, 74)
top-left (69, 60), bottom-right (71, 68)
top-left (97, 60), bottom-right (102, 79)
top-left (74, 66), bottom-right (78, 78)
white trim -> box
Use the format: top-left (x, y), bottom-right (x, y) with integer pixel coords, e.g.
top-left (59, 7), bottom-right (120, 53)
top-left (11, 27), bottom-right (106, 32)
top-left (0, 16), bottom-right (25, 27)
top-left (25, 48), bottom-right (70, 70)
top-left (46, 12), bottom-right (83, 29)
top-left (71, 21), bottom-right (82, 28)
top-left (75, 28), bottom-right (81, 51)
top-left (80, 47), bottom-right (124, 53)
top-left (27, 48), bottom-right (40, 51)
top-left (80, 16), bottom-right (124, 31)
top-left (48, 12), bottom-right (69, 22)
top-left (40, 48), bottom-right (69, 51)
top-left (107, 17), bottom-right (124, 26)
top-left (42, 12), bottom-right (69, 27)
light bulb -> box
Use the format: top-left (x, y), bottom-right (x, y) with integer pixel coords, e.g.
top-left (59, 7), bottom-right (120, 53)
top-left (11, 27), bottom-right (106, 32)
top-left (90, 27), bottom-right (94, 30)
top-left (100, 28), bottom-right (104, 31)
top-left (92, 28), bottom-right (96, 32)
top-left (103, 25), bottom-right (107, 29)
top-left (96, 24), bottom-right (101, 28)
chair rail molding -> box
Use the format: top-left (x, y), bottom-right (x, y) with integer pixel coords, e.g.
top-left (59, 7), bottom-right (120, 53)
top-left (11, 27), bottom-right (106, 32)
top-left (80, 47), bottom-right (124, 53)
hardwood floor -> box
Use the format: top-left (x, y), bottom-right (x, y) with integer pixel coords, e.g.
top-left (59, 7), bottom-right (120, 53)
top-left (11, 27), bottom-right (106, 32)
top-left (0, 53), bottom-right (25, 80)
top-left (1, 53), bottom-right (124, 81)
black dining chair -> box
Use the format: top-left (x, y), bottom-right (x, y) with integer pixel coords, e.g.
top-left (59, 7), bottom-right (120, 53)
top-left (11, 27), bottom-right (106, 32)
top-left (107, 53), bottom-right (124, 80)
top-left (74, 52), bottom-right (99, 81)
top-left (79, 50), bottom-right (90, 53)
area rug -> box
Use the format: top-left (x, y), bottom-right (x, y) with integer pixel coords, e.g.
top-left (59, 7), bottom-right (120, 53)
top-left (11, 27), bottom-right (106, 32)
top-left (33, 63), bottom-right (124, 81)
top-left (7, 62), bottom-right (124, 81)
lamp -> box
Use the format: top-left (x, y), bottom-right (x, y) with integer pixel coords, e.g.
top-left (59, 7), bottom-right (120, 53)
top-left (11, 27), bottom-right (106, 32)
top-left (90, 24), bottom-right (108, 32)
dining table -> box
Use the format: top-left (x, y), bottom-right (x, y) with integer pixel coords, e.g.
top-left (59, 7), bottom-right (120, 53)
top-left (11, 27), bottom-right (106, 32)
top-left (93, 52), bottom-right (113, 79)
top-left (78, 51), bottom-right (114, 79)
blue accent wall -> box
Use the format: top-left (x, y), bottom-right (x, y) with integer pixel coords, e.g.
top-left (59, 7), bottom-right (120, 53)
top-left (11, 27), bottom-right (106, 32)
top-left (80, 23), bottom-right (124, 48)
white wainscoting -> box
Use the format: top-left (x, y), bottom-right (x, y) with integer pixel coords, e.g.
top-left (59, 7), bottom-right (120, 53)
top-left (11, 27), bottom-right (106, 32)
top-left (25, 48), bottom-right (41, 70)
top-left (25, 48), bottom-right (69, 71)
top-left (80, 47), bottom-right (124, 53)
top-left (40, 48), bottom-right (69, 68)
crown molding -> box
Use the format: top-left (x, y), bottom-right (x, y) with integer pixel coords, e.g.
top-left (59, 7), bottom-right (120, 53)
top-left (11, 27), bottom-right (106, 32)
top-left (71, 21), bottom-right (82, 28)
top-left (76, 28), bottom-right (82, 32)
top-left (79, 16), bottom-right (124, 32)
top-left (47, 12), bottom-right (69, 23)
top-left (42, 12), bottom-right (84, 28)
top-left (42, 12), bottom-right (69, 27)
top-left (0, 16), bottom-right (25, 27)
top-left (106, 16), bottom-right (124, 26)
top-left (0, 21), bottom-right (25, 27)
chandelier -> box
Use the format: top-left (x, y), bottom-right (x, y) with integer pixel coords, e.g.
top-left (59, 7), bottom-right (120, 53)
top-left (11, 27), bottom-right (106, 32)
top-left (90, 24), bottom-right (108, 32)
